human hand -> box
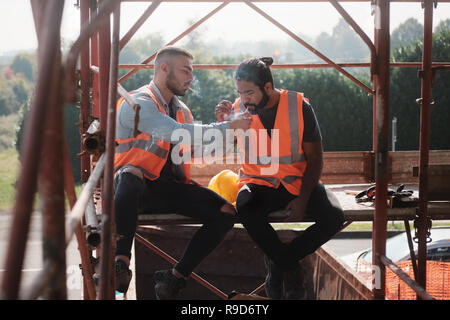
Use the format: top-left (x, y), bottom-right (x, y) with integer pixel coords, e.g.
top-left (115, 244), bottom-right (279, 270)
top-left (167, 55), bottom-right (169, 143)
top-left (229, 111), bottom-right (252, 131)
top-left (284, 197), bottom-right (307, 222)
top-left (215, 100), bottom-right (233, 122)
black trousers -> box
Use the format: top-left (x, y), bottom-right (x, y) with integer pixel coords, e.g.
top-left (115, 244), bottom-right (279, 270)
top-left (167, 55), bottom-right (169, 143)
top-left (114, 173), bottom-right (236, 277)
top-left (236, 183), bottom-right (345, 271)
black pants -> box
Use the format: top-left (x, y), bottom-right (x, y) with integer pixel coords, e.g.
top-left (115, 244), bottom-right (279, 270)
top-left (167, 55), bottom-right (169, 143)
top-left (114, 173), bottom-right (236, 277)
top-left (236, 183), bottom-right (344, 271)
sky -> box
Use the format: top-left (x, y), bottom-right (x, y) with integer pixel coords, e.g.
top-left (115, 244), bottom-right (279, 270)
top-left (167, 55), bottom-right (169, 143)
top-left (0, 1), bottom-right (449, 55)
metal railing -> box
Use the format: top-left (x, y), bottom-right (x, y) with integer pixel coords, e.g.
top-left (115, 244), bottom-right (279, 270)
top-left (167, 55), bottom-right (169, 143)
top-left (1, 0), bottom-right (448, 300)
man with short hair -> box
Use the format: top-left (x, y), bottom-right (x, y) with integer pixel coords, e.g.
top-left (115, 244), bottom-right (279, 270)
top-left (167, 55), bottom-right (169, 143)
top-left (215, 57), bottom-right (344, 299)
top-left (113, 46), bottom-right (251, 299)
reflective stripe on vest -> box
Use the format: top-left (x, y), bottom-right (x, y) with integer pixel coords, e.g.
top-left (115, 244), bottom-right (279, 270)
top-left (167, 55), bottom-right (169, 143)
top-left (234, 90), bottom-right (307, 195)
top-left (114, 85), bottom-right (192, 182)
top-left (235, 91), bottom-right (305, 165)
top-left (115, 138), bottom-right (169, 158)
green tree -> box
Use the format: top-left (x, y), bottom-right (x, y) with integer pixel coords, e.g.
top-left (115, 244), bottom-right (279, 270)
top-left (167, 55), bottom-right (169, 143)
top-left (435, 18), bottom-right (450, 34)
top-left (315, 18), bottom-right (368, 62)
top-left (391, 18), bottom-right (423, 51)
top-left (0, 76), bottom-right (17, 116)
top-left (9, 53), bottom-right (35, 81)
top-left (273, 68), bottom-right (373, 152)
top-left (390, 23), bottom-right (450, 150)
top-left (118, 33), bottom-right (165, 91)
top-left (15, 102), bottom-right (81, 182)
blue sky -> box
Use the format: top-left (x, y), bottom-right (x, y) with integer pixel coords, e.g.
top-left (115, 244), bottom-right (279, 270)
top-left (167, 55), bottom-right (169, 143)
top-left (0, 1), bottom-right (449, 55)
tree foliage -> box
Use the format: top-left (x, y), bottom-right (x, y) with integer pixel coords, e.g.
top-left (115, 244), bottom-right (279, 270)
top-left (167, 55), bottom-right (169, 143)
top-left (391, 18), bottom-right (424, 53)
top-left (273, 68), bottom-right (373, 151)
top-left (390, 18), bottom-right (450, 150)
top-left (315, 18), bottom-right (369, 62)
top-left (6, 18), bottom-right (450, 184)
top-left (9, 53), bottom-right (35, 81)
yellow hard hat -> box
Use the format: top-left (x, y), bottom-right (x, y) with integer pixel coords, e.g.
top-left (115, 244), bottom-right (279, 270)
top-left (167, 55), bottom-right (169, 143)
top-left (208, 170), bottom-right (239, 205)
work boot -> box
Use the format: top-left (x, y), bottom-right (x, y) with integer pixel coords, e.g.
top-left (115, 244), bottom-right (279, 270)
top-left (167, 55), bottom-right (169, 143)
top-left (115, 259), bottom-right (132, 293)
top-left (154, 269), bottom-right (186, 300)
top-left (284, 263), bottom-right (307, 300)
top-left (264, 255), bottom-right (284, 299)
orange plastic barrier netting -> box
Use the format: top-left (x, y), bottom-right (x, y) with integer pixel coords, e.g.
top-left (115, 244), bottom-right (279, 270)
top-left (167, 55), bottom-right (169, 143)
top-left (355, 260), bottom-right (450, 300)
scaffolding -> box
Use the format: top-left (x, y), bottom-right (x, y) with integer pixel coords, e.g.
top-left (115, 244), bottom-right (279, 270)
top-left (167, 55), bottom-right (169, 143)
top-left (1, 0), bottom-right (450, 300)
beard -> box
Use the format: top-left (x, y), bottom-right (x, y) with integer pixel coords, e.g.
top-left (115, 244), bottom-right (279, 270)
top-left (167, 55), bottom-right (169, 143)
top-left (245, 91), bottom-right (270, 115)
top-left (166, 70), bottom-right (189, 96)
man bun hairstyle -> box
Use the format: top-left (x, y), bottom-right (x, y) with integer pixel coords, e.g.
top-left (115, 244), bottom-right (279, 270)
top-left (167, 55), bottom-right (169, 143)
top-left (234, 57), bottom-right (274, 91)
top-left (260, 57), bottom-right (273, 67)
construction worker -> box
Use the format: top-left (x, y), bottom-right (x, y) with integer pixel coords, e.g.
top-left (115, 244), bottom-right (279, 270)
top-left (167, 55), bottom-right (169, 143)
top-left (215, 57), bottom-right (345, 299)
top-left (113, 46), bottom-right (251, 299)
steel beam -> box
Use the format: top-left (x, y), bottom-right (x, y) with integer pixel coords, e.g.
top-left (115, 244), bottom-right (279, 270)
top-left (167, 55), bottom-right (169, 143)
top-left (80, 0), bottom-right (91, 184)
top-left (121, 0), bottom-right (450, 2)
top-left (380, 255), bottom-right (434, 300)
top-left (118, 62), bottom-right (449, 70)
top-left (372, 0), bottom-right (390, 300)
top-left (98, 1), bottom-right (111, 132)
top-left (62, 137), bottom-right (97, 300)
top-left (416, 0), bottom-right (434, 297)
top-left (120, 0), bottom-right (161, 50)
top-left (244, 0), bottom-right (374, 95)
top-left (39, 45), bottom-right (66, 300)
top-left (98, 5), bottom-right (121, 300)
top-left (119, 0), bottom-right (231, 83)
top-left (0, 1), bottom-right (65, 300)
top-left (135, 233), bottom-right (229, 300)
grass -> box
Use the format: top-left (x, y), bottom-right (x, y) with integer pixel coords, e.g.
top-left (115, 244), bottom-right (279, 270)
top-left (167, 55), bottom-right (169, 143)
top-left (0, 148), bottom-right (83, 212)
top-left (0, 148), bottom-right (19, 210)
top-left (0, 113), bottom-right (20, 152)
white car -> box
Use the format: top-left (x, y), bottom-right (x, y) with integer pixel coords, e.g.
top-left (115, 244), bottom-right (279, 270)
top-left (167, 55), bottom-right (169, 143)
top-left (341, 227), bottom-right (450, 270)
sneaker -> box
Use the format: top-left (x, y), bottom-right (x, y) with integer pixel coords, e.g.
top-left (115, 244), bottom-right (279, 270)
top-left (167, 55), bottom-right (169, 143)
top-left (154, 269), bottom-right (186, 300)
top-left (264, 255), bottom-right (284, 299)
top-left (115, 259), bottom-right (132, 293)
top-left (284, 263), bottom-right (307, 300)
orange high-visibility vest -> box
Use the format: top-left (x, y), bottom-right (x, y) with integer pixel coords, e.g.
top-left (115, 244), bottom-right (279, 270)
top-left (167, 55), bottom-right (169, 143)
top-left (114, 85), bottom-right (193, 183)
top-left (234, 90), bottom-right (307, 195)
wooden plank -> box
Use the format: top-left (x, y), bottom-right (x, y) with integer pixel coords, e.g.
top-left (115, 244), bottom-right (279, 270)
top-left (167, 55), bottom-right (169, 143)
top-left (137, 185), bottom-right (450, 224)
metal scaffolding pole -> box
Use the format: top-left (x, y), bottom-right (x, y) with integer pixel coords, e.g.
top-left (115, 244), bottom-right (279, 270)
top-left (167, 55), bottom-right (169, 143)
top-left (2, 0), bottom-right (445, 301)
top-left (0, 1), bottom-right (65, 300)
top-left (417, 0), bottom-right (434, 295)
top-left (80, 0), bottom-right (91, 184)
top-left (98, 4), bottom-right (121, 300)
top-left (372, 0), bottom-right (390, 300)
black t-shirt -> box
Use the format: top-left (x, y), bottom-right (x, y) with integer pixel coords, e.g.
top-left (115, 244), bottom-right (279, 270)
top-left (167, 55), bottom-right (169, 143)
top-left (255, 99), bottom-right (322, 142)
top-left (159, 104), bottom-right (178, 181)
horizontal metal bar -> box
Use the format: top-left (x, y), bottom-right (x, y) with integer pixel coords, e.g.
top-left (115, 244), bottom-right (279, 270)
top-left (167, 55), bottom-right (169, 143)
top-left (119, 0), bottom-right (230, 83)
top-left (380, 254), bottom-right (434, 300)
top-left (118, 62), bottom-right (450, 70)
top-left (65, 154), bottom-right (106, 245)
top-left (117, 82), bottom-right (141, 110)
top-left (65, 0), bottom-right (121, 103)
top-left (120, 0), bottom-right (161, 50)
top-left (329, 0), bottom-right (375, 56)
top-left (121, 0), bottom-right (450, 3)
